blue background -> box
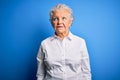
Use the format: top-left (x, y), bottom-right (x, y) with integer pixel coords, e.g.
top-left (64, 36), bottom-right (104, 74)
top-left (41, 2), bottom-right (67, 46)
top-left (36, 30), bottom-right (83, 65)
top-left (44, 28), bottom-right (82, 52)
top-left (0, 0), bottom-right (120, 80)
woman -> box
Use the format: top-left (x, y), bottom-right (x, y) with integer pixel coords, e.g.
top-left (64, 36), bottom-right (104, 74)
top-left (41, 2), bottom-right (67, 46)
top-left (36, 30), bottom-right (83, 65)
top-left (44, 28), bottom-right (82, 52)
top-left (36, 4), bottom-right (91, 80)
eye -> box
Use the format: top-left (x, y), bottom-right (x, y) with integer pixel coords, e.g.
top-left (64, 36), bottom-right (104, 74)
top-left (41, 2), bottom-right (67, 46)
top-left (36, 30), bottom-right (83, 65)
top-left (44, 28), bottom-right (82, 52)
top-left (52, 17), bottom-right (58, 21)
top-left (62, 17), bottom-right (67, 20)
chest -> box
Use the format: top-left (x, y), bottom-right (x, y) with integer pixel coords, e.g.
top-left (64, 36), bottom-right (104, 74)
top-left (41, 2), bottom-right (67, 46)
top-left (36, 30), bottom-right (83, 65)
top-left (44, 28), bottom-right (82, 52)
top-left (43, 40), bottom-right (83, 68)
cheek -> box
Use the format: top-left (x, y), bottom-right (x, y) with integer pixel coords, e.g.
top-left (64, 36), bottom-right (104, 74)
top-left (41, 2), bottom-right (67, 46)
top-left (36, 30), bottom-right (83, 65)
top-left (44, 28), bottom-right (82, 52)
top-left (65, 21), bottom-right (72, 28)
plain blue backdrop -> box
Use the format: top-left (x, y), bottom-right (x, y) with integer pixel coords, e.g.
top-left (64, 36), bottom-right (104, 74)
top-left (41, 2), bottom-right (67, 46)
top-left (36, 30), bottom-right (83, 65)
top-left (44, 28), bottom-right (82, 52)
top-left (0, 0), bottom-right (120, 80)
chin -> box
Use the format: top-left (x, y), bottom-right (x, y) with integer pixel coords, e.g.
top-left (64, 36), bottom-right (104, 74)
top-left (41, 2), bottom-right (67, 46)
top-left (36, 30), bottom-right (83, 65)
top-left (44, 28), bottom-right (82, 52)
top-left (56, 29), bottom-right (64, 32)
top-left (56, 30), bottom-right (64, 34)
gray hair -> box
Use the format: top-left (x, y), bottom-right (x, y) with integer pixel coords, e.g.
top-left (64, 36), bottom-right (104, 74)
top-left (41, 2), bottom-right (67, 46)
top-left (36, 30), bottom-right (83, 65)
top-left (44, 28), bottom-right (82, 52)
top-left (49, 4), bottom-right (74, 22)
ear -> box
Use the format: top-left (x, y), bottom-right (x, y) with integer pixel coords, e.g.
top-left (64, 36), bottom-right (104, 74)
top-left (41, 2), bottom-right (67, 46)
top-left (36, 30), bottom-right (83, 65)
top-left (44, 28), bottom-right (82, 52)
top-left (69, 20), bottom-right (73, 27)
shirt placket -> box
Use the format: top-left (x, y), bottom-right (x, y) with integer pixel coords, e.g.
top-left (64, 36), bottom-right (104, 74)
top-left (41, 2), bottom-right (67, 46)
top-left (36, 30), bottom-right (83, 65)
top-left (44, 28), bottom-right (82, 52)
top-left (57, 38), bottom-right (67, 80)
top-left (61, 40), bottom-right (66, 80)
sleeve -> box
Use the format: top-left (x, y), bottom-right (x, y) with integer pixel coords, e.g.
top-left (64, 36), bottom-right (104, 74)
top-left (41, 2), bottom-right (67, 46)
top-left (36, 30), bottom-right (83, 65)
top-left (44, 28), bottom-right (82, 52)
top-left (36, 44), bottom-right (46, 80)
top-left (80, 40), bottom-right (92, 80)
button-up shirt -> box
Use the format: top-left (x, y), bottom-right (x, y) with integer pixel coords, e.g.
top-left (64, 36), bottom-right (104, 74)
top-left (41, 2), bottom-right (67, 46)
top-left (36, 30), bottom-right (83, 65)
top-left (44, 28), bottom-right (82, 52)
top-left (36, 32), bottom-right (91, 80)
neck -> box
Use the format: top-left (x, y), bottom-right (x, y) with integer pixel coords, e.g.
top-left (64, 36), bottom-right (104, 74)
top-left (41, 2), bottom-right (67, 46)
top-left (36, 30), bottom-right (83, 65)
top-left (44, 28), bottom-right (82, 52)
top-left (55, 31), bottom-right (69, 40)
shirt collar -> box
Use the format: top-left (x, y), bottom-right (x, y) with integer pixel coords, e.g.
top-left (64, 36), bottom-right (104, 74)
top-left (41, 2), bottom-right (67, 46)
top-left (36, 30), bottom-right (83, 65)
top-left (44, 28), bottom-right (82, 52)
top-left (50, 31), bottom-right (74, 41)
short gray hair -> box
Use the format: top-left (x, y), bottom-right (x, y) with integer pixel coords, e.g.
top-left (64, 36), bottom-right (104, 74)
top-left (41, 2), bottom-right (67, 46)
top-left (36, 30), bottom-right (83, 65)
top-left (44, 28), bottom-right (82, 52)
top-left (49, 4), bottom-right (74, 22)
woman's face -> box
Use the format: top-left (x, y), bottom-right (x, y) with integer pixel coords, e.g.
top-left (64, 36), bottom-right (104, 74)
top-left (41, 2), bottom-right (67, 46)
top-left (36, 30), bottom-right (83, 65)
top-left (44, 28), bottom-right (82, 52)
top-left (51, 9), bottom-right (72, 34)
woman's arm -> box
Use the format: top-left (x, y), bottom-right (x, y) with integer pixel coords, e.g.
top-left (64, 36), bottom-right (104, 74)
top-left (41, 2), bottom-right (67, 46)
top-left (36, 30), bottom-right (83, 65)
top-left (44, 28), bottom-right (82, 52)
top-left (36, 44), bottom-right (46, 80)
top-left (81, 40), bottom-right (92, 80)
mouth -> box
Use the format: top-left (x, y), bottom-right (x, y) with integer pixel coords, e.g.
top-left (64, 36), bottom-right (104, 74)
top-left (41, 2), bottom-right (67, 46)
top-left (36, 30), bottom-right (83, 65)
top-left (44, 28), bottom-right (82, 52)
top-left (56, 26), bottom-right (63, 28)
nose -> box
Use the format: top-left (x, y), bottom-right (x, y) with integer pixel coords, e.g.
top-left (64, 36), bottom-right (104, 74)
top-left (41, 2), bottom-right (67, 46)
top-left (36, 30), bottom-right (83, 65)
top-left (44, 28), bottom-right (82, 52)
top-left (57, 18), bottom-right (62, 24)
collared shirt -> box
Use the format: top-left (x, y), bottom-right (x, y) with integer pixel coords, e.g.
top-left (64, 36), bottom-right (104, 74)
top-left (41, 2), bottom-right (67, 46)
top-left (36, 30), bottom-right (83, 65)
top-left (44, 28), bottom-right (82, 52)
top-left (36, 32), bottom-right (91, 80)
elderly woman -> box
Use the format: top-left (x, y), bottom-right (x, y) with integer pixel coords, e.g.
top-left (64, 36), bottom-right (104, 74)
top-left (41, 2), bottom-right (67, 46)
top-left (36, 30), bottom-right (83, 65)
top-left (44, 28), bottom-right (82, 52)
top-left (36, 4), bottom-right (91, 80)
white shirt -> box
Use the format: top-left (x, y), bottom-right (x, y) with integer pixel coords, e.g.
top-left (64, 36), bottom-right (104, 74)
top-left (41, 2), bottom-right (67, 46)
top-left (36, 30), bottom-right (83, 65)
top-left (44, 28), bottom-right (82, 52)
top-left (36, 32), bottom-right (91, 80)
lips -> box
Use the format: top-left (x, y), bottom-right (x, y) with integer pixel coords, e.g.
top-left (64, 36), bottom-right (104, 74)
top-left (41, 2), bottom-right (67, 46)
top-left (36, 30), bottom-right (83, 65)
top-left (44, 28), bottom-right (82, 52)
top-left (56, 26), bottom-right (63, 28)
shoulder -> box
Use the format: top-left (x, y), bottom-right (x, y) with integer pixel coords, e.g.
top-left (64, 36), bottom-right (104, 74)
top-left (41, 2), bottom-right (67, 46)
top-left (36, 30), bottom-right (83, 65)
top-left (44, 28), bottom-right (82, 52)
top-left (71, 34), bottom-right (87, 48)
top-left (72, 34), bottom-right (85, 43)
top-left (40, 36), bottom-right (53, 46)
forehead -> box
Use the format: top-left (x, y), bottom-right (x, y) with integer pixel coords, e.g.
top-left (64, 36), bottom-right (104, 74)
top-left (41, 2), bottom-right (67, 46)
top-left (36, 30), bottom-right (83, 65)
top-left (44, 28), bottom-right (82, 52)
top-left (52, 9), bottom-right (70, 17)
